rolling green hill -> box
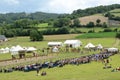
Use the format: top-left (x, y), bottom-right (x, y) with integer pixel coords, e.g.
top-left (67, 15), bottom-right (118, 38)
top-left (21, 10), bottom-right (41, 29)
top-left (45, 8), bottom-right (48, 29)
top-left (110, 9), bottom-right (120, 17)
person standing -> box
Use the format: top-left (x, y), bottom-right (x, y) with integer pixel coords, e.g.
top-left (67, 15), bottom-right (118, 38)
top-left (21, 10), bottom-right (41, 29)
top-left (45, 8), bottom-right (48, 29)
top-left (36, 66), bottom-right (40, 76)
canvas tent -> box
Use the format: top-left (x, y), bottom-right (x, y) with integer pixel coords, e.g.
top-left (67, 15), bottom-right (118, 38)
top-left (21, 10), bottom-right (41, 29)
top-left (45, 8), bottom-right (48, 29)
top-left (52, 46), bottom-right (59, 52)
top-left (64, 40), bottom-right (82, 48)
top-left (0, 47), bottom-right (10, 54)
top-left (97, 44), bottom-right (103, 49)
top-left (0, 48), bottom-right (5, 54)
top-left (84, 43), bottom-right (95, 49)
top-left (107, 47), bottom-right (119, 52)
top-left (10, 45), bottom-right (25, 55)
top-left (48, 42), bottom-right (63, 47)
top-left (26, 47), bottom-right (37, 52)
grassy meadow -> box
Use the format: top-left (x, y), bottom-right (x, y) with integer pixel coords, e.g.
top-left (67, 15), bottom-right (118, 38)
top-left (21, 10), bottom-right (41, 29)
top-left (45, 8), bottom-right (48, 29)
top-left (0, 54), bottom-right (120, 80)
top-left (0, 33), bottom-right (120, 80)
top-left (0, 33), bottom-right (119, 61)
top-left (110, 9), bottom-right (120, 17)
top-left (76, 32), bottom-right (116, 38)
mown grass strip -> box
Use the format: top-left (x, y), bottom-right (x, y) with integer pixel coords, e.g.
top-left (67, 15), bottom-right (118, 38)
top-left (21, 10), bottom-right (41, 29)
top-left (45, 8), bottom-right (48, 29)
top-left (76, 32), bottom-right (116, 39)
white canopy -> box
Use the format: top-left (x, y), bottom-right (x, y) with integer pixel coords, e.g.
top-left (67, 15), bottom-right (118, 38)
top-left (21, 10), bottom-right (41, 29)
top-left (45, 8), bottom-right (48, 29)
top-left (0, 48), bottom-right (5, 54)
top-left (97, 44), bottom-right (103, 49)
top-left (10, 45), bottom-right (25, 55)
top-left (26, 47), bottom-right (37, 52)
top-left (48, 42), bottom-right (63, 47)
top-left (64, 40), bottom-right (82, 48)
top-left (52, 46), bottom-right (59, 52)
top-left (108, 47), bottom-right (119, 52)
top-left (84, 43), bottom-right (95, 49)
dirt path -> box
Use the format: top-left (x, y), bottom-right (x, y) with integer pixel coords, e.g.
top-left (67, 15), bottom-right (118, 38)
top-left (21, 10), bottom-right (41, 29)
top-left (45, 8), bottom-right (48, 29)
top-left (0, 54), bottom-right (56, 67)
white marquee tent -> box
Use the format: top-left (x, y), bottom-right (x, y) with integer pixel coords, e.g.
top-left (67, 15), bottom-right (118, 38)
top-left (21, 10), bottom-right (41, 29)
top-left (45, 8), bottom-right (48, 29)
top-left (52, 46), bottom-right (59, 52)
top-left (84, 43), bottom-right (95, 49)
top-left (10, 45), bottom-right (25, 55)
top-left (48, 42), bottom-right (63, 47)
top-left (64, 40), bottom-right (82, 48)
top-left (26, 47), bottom-right (37, 52)
top-left (0, 47), bottom-right (10, 54)
top-left (0, 48), bottom-right (5, 54)
top-left (97, 44), bottom-right (103, 49)
top-left (107, 47), bottom-right (119, 52)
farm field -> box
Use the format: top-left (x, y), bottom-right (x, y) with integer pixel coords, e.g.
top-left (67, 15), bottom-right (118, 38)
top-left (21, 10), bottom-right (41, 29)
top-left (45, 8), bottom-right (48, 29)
top-left (110, 9), bottom-right (120, 17)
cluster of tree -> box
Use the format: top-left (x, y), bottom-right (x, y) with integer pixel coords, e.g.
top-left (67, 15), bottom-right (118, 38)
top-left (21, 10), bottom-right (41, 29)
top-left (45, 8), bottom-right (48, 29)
top-left (1, 28), bottom-right (30, 37)
top-left (53, 18), bottom-right (71, 27)
top-left (42, 27), bottom-right (69, 35)
top-left (116, 32), bottom-right (120, 39)
top-left (71, 4), bottom-right (120, 19)
top-left (0, 12), bottom-right (62, 24)
top-left (30, 29), bottom-right (43, 41)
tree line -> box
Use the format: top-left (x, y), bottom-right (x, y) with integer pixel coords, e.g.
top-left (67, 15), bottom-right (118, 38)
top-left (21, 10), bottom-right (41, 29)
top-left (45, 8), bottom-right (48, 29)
top-left (71, 4), bottom-right (120, 19)
top-left (0, 4), bottom-right (120, 41)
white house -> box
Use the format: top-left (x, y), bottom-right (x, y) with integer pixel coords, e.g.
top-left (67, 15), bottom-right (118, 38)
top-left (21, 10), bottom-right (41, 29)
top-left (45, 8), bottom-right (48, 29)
top-left (64, 40), bottom-right (82, 48)
top-left (48, 42), bottom-right (63, 47)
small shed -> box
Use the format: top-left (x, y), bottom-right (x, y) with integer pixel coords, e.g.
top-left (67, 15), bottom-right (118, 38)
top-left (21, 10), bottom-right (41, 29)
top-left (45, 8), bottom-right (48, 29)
top-left (0, 35), bottom-right (7, 42)
top-left (64, 40), bottom-right (82, 48)
top-left (48, 42), bottom-right (63, 47)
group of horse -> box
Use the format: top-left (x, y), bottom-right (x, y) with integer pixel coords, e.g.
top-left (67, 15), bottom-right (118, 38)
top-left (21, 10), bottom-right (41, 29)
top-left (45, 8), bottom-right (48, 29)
top-left (0, 50), bottom-right (118, 74)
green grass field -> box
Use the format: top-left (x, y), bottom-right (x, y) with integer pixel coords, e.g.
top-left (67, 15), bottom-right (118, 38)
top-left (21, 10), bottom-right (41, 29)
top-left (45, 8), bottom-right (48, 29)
top-left (37, 23), bottom-right (49, 28)
top-left (0, 54), bottom-right (120, 80)
top-left (76, 32), bottom-right (116, 39)
top-left (0, 34), bottom-right (119, 61)
top-left (110, 9), bottom-right (120, 17)
top-left (0, 34), bottom-right (120, 80)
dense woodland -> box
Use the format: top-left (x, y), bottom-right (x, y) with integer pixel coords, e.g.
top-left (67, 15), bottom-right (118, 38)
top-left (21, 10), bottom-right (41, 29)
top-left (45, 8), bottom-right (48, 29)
top-left (0, 4), bottom-right (120, 41)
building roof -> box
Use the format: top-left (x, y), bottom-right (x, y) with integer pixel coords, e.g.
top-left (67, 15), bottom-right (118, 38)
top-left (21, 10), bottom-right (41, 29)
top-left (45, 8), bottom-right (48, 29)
top-left (0, 35), bottom-right (7, 40)
top-left (48, 42), bottom-right (62, 46)
top-left (64, 40), bottom-right (81, 44)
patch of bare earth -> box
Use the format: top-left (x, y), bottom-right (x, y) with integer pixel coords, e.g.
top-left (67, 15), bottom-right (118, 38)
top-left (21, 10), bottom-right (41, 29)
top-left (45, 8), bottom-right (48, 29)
top-left (0, 55), bottom-right (56, 67)
top-left (78, 15), bottom-right (108, 25)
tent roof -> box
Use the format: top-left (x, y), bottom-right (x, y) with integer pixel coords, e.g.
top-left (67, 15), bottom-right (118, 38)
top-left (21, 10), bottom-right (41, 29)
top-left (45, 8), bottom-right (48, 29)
top-left (48, 42), bottom-right (62, 45)
top-left (27, 47), bottom-right (37, 51)
top-left (85, 43), bottom-right (95, 48)
top-left (97, 44), bottom-right (103, 49)
top-left (0, 35), bottom-right (7, 40)
top-left (64, 40), bottom-right (81, 44)
top-left (108, 47), bottom-right (118, 51)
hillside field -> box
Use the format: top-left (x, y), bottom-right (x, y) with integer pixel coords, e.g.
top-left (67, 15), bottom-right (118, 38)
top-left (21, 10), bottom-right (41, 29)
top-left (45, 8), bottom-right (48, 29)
top-left (110, 9), bottom-right (120, 17)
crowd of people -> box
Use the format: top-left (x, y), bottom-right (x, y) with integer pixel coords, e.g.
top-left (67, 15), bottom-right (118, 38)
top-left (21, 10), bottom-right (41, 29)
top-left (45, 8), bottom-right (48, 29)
top-left (0, 49), bottom-right (119, 75)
